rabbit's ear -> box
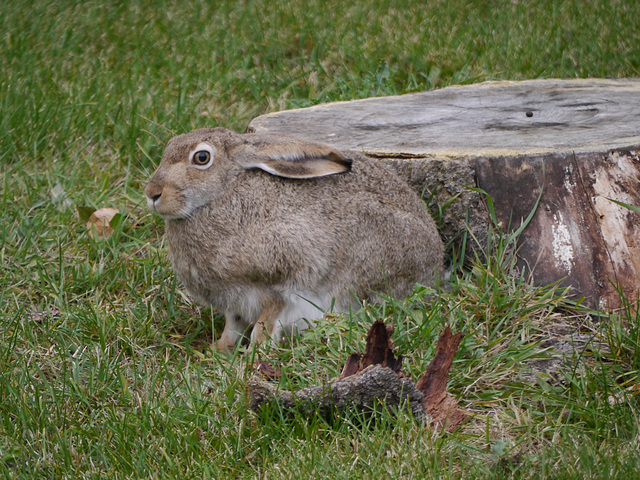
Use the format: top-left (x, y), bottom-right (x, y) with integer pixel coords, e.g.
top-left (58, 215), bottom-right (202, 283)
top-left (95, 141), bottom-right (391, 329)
top-left (238, 142), bottom-right (353, 179)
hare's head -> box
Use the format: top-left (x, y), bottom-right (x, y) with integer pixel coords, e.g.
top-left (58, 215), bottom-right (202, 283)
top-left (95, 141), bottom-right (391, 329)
top-left (145, 128), bottom-right (352, 220)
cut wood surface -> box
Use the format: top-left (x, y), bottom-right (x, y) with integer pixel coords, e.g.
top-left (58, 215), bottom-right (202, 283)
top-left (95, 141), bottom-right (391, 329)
top-left (249, 79), bottom-right (640, 158)
top-left (248, 79), bottom-right (640, 308)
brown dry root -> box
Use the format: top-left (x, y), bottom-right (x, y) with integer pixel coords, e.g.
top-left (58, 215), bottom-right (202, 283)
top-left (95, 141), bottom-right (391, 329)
top-left (248, 320), bottom-right (470, 431)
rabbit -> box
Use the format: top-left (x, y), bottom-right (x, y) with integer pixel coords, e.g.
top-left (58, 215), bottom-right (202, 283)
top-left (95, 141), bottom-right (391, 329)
top-left (145, 127), bottom-right (443, 351)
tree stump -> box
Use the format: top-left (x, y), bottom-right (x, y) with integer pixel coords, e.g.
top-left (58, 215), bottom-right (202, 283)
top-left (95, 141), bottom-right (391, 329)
top-left (248, 79), bottom-right (640, 309)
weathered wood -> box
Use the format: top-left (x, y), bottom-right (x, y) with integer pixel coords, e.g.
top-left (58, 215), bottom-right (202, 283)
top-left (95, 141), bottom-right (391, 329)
top-left (475, 149), bottom-right (640, 309)
top-left (249, 79), bottom-right (640, 157)
top-left (415, 327), bottom-right (469, 432)
top-left (248, 364), bottom-right (430, 423)
top-left (248, 79), bottom-right (640, 308)
top-left (249, 321), bottom-right (469, 431)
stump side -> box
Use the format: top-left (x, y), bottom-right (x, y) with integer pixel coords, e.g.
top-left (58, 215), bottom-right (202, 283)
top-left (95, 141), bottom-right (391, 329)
top-left (476, 149), bottom-right (640, 309)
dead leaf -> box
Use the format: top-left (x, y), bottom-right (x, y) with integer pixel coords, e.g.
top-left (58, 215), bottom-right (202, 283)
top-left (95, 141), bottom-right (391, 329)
top-left (87, 208), bottom-right (119, 239)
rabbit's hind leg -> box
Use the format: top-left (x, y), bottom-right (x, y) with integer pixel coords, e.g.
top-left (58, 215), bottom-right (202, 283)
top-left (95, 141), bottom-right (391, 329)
top-left (250, 295), bottom-right (286, 345)
top-left (216, 313), bottom-right (246, 352)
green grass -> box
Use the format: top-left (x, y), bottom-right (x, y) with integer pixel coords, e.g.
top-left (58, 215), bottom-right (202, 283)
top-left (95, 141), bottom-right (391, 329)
top-left (2, 0), bottom-right (640, 478)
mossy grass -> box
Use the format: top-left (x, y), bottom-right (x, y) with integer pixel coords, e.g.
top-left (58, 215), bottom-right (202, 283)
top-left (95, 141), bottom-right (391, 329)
top-left (2, 0), bottom-right (640, 478)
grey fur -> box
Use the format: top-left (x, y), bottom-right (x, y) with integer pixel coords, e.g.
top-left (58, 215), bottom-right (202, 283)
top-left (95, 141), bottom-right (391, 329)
top-left (146, 127), bottom-right (443, 351)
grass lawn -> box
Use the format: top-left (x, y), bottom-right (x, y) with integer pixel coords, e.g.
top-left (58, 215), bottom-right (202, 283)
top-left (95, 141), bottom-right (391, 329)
top-left (1, 0), bottom-right (640, 478)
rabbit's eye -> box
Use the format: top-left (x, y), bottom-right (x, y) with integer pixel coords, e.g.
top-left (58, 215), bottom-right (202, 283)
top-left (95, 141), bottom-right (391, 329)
top-left (193, 151), bottom-right (210, 165)
top-left (189, 143), bottom-right (214, 169)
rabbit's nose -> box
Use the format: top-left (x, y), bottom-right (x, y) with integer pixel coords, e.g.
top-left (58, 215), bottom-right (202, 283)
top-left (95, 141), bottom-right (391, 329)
top-left (146, 193), bottom-right (161, 212)
top-left (145, 180), bottom-right (163, 203)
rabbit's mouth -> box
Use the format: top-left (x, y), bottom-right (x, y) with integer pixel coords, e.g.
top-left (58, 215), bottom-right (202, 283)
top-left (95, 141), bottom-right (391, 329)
top-left (146, 196), bottom-right (193, 220)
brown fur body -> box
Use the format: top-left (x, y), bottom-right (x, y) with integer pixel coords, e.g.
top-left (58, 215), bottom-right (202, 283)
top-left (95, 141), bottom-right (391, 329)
top-left (146, 128), bottom-right (443, 351)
